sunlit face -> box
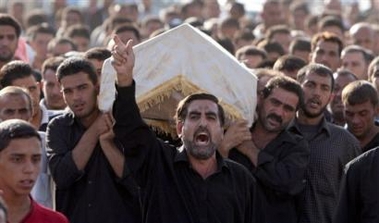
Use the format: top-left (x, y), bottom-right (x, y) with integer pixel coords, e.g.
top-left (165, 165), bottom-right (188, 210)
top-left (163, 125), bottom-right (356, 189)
top-left (177, 100), bottom-right (224, 160)
top-left (301, 72), bottom-right (334, 118)
top-left (352, 27), bottom-right (374, 50)
top-left (344, 100), bottom-right (378, 140)
top-left (0, 25), bottom-right (18, 63)
top-left (60, 71), bottom-right (98, 119)
top-left (341, 51), bottom-right (367, 80)
top-left (29, 33), bottom-right (54, 59)
top-left (0, 137), bottom-right (41, 197)
top-left (42, 69), bottom-right (66, 110)
top-left (11, 76), bottom-right (41, 117)
top-left (0, 94), bottom-right (32, 122)
top-left (240, 54), bottom-right (264, 69)
top-left (330, 74), bottom-right (357, 120)
top-left (72, 36), bottom-right (89, 52)
top-left (271, 33), bottom-right (292, 54)
top-left (262, 2), bottom-right (283, 28)
top-left (87, 59), bottom-right (103, 77)
top-left (258, 87), bottom-right (298, 133)
top-left (311, 40), bottom-right (341, 72)
top-left (370, 64), bottom-right (379, 91)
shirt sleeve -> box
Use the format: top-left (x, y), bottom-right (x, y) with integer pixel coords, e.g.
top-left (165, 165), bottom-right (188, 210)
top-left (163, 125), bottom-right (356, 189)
top-left (46, 117), bottom-right (85, 189)
top-left (254, 137), bottom-right (309, 196)
top-left (112, 82), bottom-right (160, 186)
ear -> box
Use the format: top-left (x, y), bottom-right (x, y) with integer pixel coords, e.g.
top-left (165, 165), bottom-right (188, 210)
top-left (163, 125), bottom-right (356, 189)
top-left (328, 92), bottom-right (335, 104)
top-left (95, 83), bottom-right (100, 94)
top-left (176, 121), bottom-right (183, 138)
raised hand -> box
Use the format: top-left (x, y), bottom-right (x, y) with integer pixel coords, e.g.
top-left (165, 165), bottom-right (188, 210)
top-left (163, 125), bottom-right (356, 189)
top-left (111, 35), bottom-right (135, 87)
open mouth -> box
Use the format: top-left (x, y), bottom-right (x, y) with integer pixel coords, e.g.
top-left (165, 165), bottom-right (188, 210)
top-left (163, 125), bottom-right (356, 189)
top-left (195, 132), bottom-right (210, 145)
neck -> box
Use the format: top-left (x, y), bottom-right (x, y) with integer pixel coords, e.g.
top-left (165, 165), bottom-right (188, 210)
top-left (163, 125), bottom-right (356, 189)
top-left (187, 152), bottom-right (217, 179)
top-left (358, 125), bottom-right (379, 148)
top-left (4, 193), bottom-right (31, 223)
top-left (297, 110), bottom-right (324, 125)
top-left (80, 109), bottom-right (101, 128)
top-left (31, 108), bottom-right (42, 129)
top-left (251, 123), bottom-right (279, 149)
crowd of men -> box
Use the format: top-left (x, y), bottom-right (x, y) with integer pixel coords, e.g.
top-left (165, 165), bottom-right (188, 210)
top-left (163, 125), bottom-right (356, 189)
top-left (0, 0), bottom-right (379, 222)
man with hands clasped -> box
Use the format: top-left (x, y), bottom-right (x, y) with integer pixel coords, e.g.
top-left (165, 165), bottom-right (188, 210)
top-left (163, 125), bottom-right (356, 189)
top-left (46, 37), bottom-right (141, 223)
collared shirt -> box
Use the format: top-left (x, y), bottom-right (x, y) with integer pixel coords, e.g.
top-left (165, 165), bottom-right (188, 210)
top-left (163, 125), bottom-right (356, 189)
top-left (46, 111), bottom-right (141, 223)
top-left (229, 129), bottom-right (309, 223)
top-left (288, 118), bottom-right (360, 223)
top-left (334, 147), bottom-right (379, 223)
top-left (20, 196), bottom-right (68, 223)
top-left (39, 100), bottom-right (65, 132)
top-left (113, 83), bottom-right (259, 223)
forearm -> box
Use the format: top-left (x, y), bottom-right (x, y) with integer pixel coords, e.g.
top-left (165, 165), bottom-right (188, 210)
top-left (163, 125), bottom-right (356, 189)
top-left (71, 128), bottom-right (98, 170)
top-left (100, 139), bottom-right (125, 178)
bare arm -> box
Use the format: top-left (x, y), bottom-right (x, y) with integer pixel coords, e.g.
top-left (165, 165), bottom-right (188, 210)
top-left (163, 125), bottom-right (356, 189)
top-left (72, 113), bottom-right (110, 170)
top-left (219, 120), bottom-right (251, 158)
top-left (99, 113), bottom-right (124, 178)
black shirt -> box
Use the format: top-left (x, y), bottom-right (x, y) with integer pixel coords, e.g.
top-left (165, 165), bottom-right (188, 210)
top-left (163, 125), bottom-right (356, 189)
top-left (113, 83), bottom-right (259, 223)
top-left (229, 129), bottom-right (309, 223)
top-left (47, 112), bottom-right (141, 223)
top-left (334, 147), bottom-right (379, 223)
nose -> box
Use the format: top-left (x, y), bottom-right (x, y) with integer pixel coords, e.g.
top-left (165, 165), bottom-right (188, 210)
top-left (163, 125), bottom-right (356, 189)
top-left (199, 115), bottom-right (208, 127)
top-left (23, 160), bottom-right (37, 174)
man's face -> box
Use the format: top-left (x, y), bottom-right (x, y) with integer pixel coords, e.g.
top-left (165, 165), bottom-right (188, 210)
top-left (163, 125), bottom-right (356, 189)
top-left (88, 59), bottom-right (103, 77)
top-left (0, 25), bottom-right (18, 63)
top-left (370, 64), bottom-right (379, 91)
top-left (72, 36), bottom-right (89, 52)
top-left (352, 27), bottom-right (374, 50)
top-left (272, 33), bottom-right (292, 54)
top-left (0, 94), bottom-right (32, 122)
top-left (262, 2), bottom-right (283, 28)
top-left (0, 137), bottom-right (41, 197)
top-left (240, 54), bottom-right (264, 69)
top-left (330, 74), bottom-right (356, 120)
top-left (29, 33), bottom-right (54, 59)
top-left (301, 72), bottom-right (333, 118)
top-left (42, 69), bottom-right (66, 110)
top-left (341, 51), bottom-right (367, 80)
top-left (258, 87), bottom-right (298, 133)
top-left (311, 40), bottom-right (341, 71)
top-left (11, 76), bottom-right (41, 117)
top-left (60, 71), bottom-right (98, 119)
top-left (177, 100), bottom-right (224, 160)
top-left (344, 100), bottom-right (377, 140)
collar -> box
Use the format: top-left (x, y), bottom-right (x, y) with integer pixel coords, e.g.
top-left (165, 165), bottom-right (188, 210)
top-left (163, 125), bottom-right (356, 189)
top-left (40, 105), bottom-right (50, 126)
top-left (287, 117), bottom-right (331, 137)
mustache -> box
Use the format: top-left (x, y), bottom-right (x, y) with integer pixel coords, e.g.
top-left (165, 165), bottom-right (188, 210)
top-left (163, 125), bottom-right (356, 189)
top-left (194, 126), bottom-right (210, 135)
top-left (267, 114), bottom-right (282, 124)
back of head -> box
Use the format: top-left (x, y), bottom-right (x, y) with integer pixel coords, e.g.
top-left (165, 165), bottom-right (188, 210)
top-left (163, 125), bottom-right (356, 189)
top-left (273, 55), bottom-right (307, 72)
top-left (56, 57), bottom-right (97, 85)
top-left (0, 60), bottom-right (34, 88)
top-left (84, 47), bottom-right (111, 61)
top-left (0, 119), bottom-right (40, 152)
top-left (342, 80), bottom-right (378, 106)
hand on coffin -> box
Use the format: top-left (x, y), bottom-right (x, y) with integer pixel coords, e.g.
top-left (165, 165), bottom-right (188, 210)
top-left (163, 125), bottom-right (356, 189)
top-left (111, 35), bottom-right (135, 87)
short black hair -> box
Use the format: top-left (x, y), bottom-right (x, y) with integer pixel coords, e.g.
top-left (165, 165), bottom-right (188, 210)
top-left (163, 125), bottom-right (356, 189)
top-left (262, 75), bottom-right (304, 109)
top-left (84, 47), bottom-right (112, 61)
top-left (297, 63), bottom-right (335, 91)
top-left (0, 61), bottom-right (35, 88)
top-left (57, 57), bottom-right (98, 85)
top-left (175, 93), bottom-right (225, 126)
top-left (0, 13), bottom-right (21, 38)
top-left (0, 119), bottom-right (41, 152)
